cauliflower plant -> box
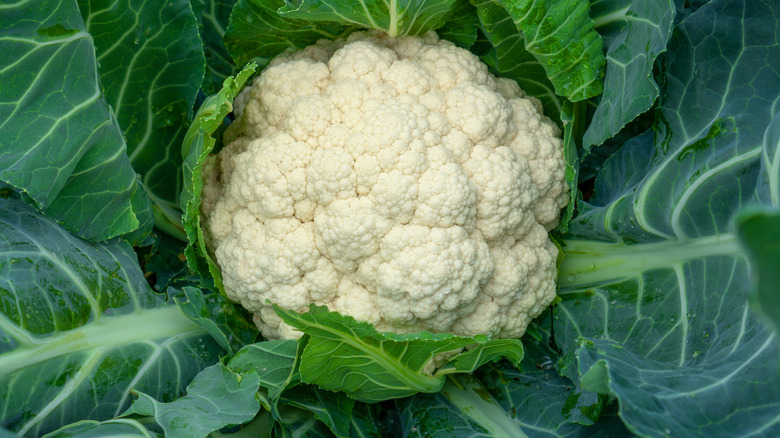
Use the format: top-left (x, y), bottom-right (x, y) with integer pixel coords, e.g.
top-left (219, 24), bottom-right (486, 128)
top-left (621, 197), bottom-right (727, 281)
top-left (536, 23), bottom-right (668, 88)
top-left (201, 31), bottom-right (568, 340)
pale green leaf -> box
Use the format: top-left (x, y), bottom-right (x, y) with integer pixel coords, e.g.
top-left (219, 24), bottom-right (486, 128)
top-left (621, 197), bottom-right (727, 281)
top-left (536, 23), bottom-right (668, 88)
top-left (180, 63), bottom-right (256, 288)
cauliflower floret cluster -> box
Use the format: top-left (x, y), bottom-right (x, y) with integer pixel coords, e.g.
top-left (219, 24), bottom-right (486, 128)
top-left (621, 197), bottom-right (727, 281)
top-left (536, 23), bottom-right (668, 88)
top-left (201, 31), bottom-right (568, 340)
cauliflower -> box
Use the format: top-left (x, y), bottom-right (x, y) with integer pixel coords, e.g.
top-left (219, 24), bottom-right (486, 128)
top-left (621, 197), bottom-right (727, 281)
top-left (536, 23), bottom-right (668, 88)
top-left (201, 31), bottom-right (568, 340)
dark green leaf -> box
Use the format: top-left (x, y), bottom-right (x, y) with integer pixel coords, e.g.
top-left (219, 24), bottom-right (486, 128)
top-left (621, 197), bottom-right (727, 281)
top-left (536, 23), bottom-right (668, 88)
top-left (228, 339), bottom-right (300, 407)
top-left (583, 0), bottom-right (676, 149)
top-left (191, 0), bottom-right (240, 95)
top-left (578, 336), bottom-right (778, 437)
top-left (757, 110), bottom-right (780, 206)
top-left (435, 0), bottom-right (479, 48)
top-left (272, 406), bottom-right (338, 438)
top-left (142, 233), bottom-right (190, 293)
top-left (673, 0), bottom-right (712, 24)
top-left (122, 364), bottom-right (261, 438)
top-left (122, 182), bottom-right (156, 246)
top-left (0, 429), bottom-right (19, 438)
top-left (470, 0), bottom-right (562, 121)
top-left (399, 337), bottom-right (613, 437)
top-left (743, 110), bottom-right (780, 335)
top-left (280, 386), bottom-right (354, 438)
top-left (209, 411), bottom-right (273, 438)
top-left (347, 403), bottom-right (382, 438)
top-left (437, 339), bottom-right (523, 375)
top-left (181, 63), bottom-right (256, 288)
top-left (279, 0), bottom-right (459, 37)
top-left (79, 0), bottom-right (204, 219)
top-left (0, 0), bottom-right (146, 240)
top-left (42, 420), bottom-right (161, 438)
top-left (0, 198), bottom-right (221, 437)
top-left (404, 374), bottom-right (531, 437)
top-left (554, 0), bottom-right (780, 435)
top-left (577, 106), bottom-right (654, 183)
top-left (173, 286), bottom-right (259, 355)
top-left (558, 102), bottom-right (582, 232)
top-left (399, 387), bottom-right (493, 437)
top-left (224, 0), bottom-right (353, 68)
top-left (588, 0), bottom-right (633, 45)
top-left (478, 0), bottom-right (606, 103)
top-left (737, 208), bottom-right (780, 336)
top-left (275, 305), bottom-right (522, 403)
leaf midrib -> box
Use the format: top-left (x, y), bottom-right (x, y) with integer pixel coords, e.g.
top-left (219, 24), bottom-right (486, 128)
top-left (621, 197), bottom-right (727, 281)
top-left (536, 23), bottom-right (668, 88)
top-left (0, 305), bottom-right (205, 375)
top-left (291, 312), bottom-right (442, 393)
top-left (559, 233), bottom-right (743, 288)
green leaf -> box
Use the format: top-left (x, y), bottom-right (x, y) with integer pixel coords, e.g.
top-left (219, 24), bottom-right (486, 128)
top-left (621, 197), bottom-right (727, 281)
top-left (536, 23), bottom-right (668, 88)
top-left (588, 0), bottom-right (633, 44)
top-left (0, 198), bottom-right (221, 437)
top-left (435, 0), bottom-right (479, 48)
top-left (553, 0), bottom-right (780, 435)
top-left (280, 386), bottom-right (355, 438)
top-left (173, 286), bottom-right (259, 355)
top-left (181, 63), bottom-right (256, 289)
top-left (278, 0), bottom-right (459, 37)
top-left (191, 0), bottom-right (240, 95)
top-left (228, 355), bottom-right (375, 438)
top-left (405, 374), bottom-right (532, 438)
top-left (583, 0), bottom-right (676, 149)
top-left (577, 336), bottom-right (779, 437)
top-left (209, 411), bottom-right (273, 438)
top-left (272, 406), bottom-right (338, 438)
top-left (558, 101), bottom-right (582, 232)
top-left (347, 403), bottom-right (382, 438)
top-left (274, 305), bottom-right (523, 403)
top-left (42, 419), bottom-right (161, 438)
top-left (224, 0), bottom-right (353, 68)
top-left (436, 339), bottom-right (523, 375)
top-left (0, 429), bottom-right (19, 438)
top-left (737, 208), bottom-right (780, 336)
top-left (141, 233), bottom-right (190, 293)
top-left (399, 337), bottom-right (616, 437)
top-left (122, 364), bottom-right (261, 438)
top-left (0, 0), bottom-right (146, 241)
top-left (121, 182), bottom-right (156, 246)
top-left (228, 339), bottom-right (300, 408)
top-left (757, 109), bottom-right (780, 206)
top-left (78, 0), bottom-right (204, 217)
top-left (470, 0), bottom-right (562, 121)
top-left (742, 111), bottom-right (780, 335)
top-left (485, 0), bottom-right (606, 102)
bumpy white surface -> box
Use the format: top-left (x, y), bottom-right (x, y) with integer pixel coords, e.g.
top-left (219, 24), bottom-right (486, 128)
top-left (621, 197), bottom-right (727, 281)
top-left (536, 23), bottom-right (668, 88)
top-left (201, 31), bottom-right (568, 340)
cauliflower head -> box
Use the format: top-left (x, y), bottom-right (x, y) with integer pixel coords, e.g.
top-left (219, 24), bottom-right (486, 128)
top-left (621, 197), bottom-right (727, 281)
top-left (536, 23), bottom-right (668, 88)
top-left (201, 31), bottom-right (568, 340)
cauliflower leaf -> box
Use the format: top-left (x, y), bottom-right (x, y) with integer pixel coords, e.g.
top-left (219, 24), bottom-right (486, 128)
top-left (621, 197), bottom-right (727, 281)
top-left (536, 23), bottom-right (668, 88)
top-left (275, 304), bottom-right (523, 403)
top-left (552, 1), bottom-right (780, 435)
top-left (0, 198), bottom-right (222, 437)
top-left (181, 63), bottom-right (257, 290)
top-left (0, 0), bottom-right (147, 241)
